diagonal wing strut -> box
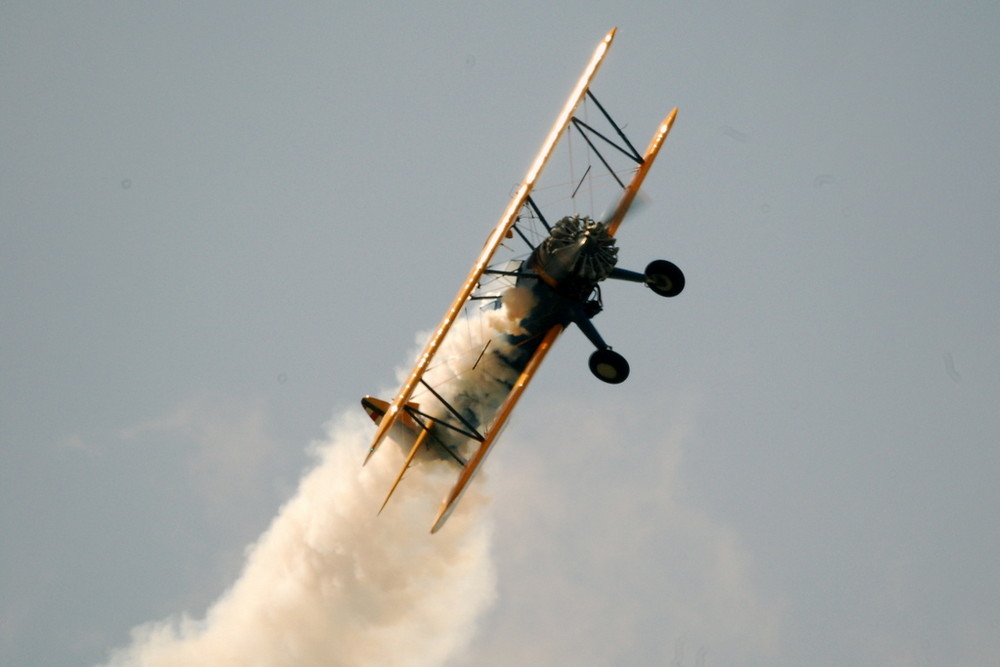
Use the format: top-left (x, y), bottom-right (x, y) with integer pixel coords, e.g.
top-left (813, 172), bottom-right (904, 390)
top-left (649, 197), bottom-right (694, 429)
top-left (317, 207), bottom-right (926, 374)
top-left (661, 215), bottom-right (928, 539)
top-left (430, 323), bottom-right (564, 533)
top-left (605, 107), bottom-right (678, 237)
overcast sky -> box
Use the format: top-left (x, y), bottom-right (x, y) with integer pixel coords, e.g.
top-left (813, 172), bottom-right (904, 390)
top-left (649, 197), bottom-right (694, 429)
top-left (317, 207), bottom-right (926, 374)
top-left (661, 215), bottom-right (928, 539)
top-left (3, 3), bottom-right (999, 666)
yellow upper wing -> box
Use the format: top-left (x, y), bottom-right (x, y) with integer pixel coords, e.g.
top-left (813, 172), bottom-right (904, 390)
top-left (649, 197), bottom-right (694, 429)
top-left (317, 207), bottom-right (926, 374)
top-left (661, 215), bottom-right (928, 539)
top-left (365, 28), bottom-right (618, 463)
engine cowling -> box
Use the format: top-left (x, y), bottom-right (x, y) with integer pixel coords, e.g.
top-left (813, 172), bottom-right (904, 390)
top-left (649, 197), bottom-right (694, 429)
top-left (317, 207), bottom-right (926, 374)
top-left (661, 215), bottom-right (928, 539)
top-left (529, 215), bottom-right (618, 299)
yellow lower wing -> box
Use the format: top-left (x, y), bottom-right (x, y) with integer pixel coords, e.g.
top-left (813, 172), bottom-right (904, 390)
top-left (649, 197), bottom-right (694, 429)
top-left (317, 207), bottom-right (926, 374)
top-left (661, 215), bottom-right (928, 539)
top-left (606, 107), bottom-right (678, 237)
top-left (430, 324), bottom-right (564, 533)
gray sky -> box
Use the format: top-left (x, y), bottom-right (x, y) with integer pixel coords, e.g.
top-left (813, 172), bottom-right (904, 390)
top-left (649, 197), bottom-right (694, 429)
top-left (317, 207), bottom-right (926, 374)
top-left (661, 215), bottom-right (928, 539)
top-left (3, 3), bottom-right (999, 665)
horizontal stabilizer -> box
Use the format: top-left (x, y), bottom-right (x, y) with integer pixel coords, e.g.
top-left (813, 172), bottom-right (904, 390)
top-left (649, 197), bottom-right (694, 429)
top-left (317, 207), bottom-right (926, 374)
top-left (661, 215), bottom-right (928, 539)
top-left (361, 396), bottom-right (420, 431)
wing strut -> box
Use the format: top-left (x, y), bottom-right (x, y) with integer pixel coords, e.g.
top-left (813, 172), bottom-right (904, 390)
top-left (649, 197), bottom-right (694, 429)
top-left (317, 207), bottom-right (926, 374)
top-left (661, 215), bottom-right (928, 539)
top-left (416, 378), bottom-right (484, 442)
top-left (606, 107), bottom-right (678, 237)
top-left (525, 196), bottom-right (551, 232)
top-left (584, 89), bottom-right (643, 163)
top-left (365, 28), bottom-right (617, 464)
top-left (571, 118), bottom-right (628, 188)
top-left (430, 323), bottom-right (564, 533)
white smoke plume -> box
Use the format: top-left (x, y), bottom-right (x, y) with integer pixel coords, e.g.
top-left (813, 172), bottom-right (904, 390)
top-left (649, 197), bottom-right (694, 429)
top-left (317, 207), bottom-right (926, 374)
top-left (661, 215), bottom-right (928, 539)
top-left (104, 291), bottom-right (533, 667)
top-left (104, 422), bottom-right (495, 667)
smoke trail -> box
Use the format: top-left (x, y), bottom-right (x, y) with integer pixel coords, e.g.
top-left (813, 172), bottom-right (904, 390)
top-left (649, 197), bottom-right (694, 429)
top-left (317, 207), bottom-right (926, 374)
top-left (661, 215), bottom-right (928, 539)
top-left (103, 419), bottom-right (494, 666)
top-left (103, 292), bottom-right (533, 666)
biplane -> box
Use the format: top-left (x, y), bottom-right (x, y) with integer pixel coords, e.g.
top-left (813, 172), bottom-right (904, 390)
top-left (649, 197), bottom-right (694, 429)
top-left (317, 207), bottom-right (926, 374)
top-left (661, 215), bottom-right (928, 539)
top-left (362, 28), bottom-right (685, 532)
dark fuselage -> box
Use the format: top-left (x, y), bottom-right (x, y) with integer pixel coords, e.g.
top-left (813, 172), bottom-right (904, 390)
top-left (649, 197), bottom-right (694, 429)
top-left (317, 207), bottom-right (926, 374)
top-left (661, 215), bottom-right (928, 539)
top-left (501, 215), bottom-right (618, 372)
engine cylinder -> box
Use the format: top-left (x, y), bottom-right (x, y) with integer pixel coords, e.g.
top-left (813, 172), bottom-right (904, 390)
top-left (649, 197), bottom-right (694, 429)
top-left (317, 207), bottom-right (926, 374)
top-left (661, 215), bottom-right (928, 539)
top-left (530, 215), bottom-right (618, 298)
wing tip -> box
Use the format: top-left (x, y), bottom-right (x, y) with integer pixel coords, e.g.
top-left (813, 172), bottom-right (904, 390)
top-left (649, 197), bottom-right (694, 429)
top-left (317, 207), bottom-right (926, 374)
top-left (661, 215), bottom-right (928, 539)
top-left (429, 504), bottom-right (452, 534)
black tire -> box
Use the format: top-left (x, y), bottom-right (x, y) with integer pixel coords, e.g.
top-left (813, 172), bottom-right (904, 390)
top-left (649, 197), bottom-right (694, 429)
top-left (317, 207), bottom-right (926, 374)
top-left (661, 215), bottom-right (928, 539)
top-left (589, 348), bottom-right (630, 384)
top-left (644, 259), bottom-right (685, 297)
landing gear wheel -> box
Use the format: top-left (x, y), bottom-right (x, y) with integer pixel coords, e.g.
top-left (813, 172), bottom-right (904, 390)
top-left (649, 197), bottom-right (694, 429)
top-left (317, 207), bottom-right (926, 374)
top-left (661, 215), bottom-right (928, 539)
top-left (644, 260), bottom-right (685, 297)
top-left (589, 348), bottom-right (630, 384)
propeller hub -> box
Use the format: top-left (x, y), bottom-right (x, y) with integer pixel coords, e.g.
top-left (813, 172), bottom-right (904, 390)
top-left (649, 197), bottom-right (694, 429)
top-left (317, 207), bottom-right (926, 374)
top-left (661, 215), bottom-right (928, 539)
top-left (530, 215), bottom-right (619, 298)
